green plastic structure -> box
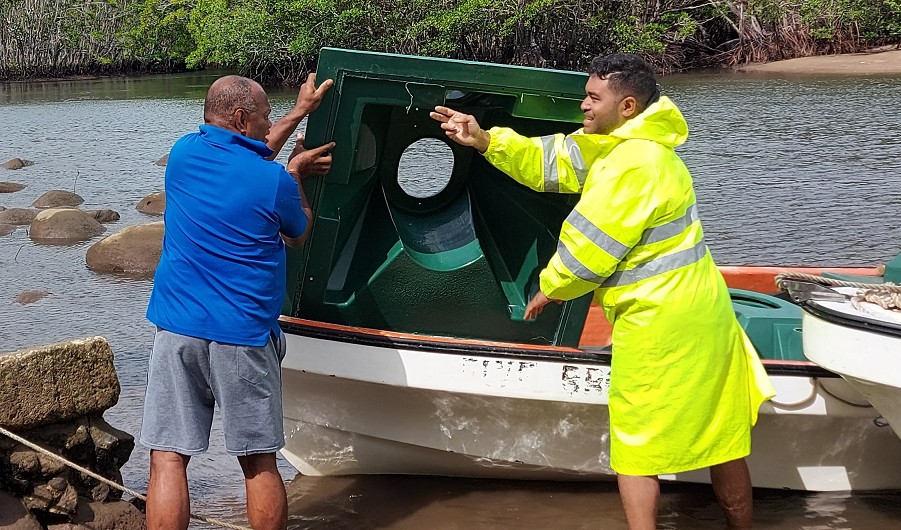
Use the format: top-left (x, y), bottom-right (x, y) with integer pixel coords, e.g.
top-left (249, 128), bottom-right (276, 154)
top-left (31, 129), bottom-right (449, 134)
top-left (283, 47), bottom-right (810, 357)
top-left (730, 289), bottom-right (804, 361)
top-left (284, 48), bottom-right (593, 345)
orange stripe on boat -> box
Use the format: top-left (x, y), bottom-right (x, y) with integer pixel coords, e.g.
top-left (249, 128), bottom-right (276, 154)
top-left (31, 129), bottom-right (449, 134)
top-left (279, 315), bottom-right (584, 353)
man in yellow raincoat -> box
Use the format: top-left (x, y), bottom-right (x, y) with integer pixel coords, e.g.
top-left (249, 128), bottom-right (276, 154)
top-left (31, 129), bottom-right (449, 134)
top-left (431, 54), bottom-right (775, 529)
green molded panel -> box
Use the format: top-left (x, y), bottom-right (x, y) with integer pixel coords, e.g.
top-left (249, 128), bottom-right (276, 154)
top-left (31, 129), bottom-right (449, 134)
top-left (883, 252), bottom-right (901, 283)
top-left (283, 48), bottom-right (592, 346)
top-left (730, 289), bottom-right (804, 361)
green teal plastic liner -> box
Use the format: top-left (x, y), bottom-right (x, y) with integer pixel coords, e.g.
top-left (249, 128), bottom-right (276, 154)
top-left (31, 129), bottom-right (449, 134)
top-left (730, 289), bottom-right (804, 361)
top-left (283, 48), bottom-right (593, 346)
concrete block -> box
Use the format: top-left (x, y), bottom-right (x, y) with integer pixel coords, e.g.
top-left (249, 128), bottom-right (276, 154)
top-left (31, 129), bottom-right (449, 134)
top-left (0, 338), bottom-right (120, 430)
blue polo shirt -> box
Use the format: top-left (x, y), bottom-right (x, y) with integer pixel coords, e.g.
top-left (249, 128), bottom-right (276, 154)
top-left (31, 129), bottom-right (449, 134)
top-left (146, 125), bottom-right (307, 346)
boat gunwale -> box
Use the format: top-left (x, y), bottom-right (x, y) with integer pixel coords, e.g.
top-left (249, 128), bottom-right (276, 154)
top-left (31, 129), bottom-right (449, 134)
top-left (278, 316), bottom-right (838, 378)
top-left (804, 300), bottom-right (901, 339)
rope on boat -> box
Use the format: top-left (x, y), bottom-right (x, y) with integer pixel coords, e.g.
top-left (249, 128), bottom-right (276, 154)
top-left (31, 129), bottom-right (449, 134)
top-left (773, 271), bottom-right (901, 291)
top-left (852, 291), bottom-right (901, 311)
top-left (774, 271), bottom-right (901, 311)
top-left (0, 425), bottom-right (253, 530)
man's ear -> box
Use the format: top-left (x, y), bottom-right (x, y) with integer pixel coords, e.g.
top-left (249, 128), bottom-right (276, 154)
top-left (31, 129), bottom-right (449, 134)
top-left (233, 109), bottom-right (249, 136)
top-left (620, 96), bottom-right (639, 118)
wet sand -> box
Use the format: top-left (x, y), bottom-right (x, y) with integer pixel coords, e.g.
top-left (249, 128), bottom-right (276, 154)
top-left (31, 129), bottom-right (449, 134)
top-left (737, 47), bottom-right (901, 75)
top-left (285, 475), bottom-right (901, 530)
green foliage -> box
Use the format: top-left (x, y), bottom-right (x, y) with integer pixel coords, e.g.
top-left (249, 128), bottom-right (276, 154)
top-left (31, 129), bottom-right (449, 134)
top-left (611, 16), bottom-right (668, 54)
top-left (746, 0), bottom-right (901, 43)
top-left (123, 0), bottom-right (196, 61)
top-left (1, 0), bottom-right (900, 80)
top-left (664, 11), bottom-right (699, 42)
top-left (887, 0), bottom-right (901, 35)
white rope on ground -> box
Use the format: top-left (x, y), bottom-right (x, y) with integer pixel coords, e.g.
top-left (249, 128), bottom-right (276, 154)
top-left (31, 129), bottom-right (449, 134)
top-left (0, 425), bottom-right (253, 530)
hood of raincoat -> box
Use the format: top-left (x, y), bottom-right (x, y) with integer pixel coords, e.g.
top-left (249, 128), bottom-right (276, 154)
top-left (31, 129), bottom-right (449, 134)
top-left (606, 96), bottom-right (688, 148)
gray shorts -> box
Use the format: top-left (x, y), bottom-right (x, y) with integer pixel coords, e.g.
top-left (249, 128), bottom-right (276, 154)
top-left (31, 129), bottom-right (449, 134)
top-left (140, 327), bottom-right (287, 456)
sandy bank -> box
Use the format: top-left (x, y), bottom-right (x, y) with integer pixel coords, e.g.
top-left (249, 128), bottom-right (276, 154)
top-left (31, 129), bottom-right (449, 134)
top-left (737, 47), bottom-right (901, 75)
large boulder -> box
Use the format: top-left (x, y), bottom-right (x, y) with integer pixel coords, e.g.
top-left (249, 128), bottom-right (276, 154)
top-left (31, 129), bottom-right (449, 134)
top-left (0, 224), bottom-right (15, 237)
top-left (2, 158), bottom-right (34, 170)
top-left (85, 210), bottom-right (121, 224)
top-left (0, 208), bottom-right (37, 225)
top-left (135, 192), bottom-right (164, 216)
top-left (32, 190), bottom-right (84, 209)
top-left (0, 337), bottom-right (120, 430)
top-left (30, 209), bottom-right (104, 242)
top-left (0, 182), bottom-right (26, 193)
top-left (86, 223), bottom-right (163, 276)
top-left (155, 154), bottom-right (168, 166)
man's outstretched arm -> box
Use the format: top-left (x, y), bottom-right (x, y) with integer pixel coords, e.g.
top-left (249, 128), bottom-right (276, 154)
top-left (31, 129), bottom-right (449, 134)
top-left (266, 73), bottom-right (334, 160)
top-left (430, 106), bottom-right (591, 194)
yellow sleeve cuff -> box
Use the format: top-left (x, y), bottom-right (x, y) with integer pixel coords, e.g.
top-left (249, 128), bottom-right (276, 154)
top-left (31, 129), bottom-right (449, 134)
top-left (539, 261), bottom-right (600, 301)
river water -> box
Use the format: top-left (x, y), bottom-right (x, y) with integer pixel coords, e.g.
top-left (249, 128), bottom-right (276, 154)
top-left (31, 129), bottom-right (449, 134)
top-left (1, 69), bottom-right (901, 529)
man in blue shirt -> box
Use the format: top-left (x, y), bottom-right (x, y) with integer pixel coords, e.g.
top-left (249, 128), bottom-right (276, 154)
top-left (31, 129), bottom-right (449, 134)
top-left (141, 74), bottom-right (334, 530)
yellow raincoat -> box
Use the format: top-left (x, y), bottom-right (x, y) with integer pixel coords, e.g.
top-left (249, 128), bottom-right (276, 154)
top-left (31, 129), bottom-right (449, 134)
top-left (483, 97), bottom-right (775, 475)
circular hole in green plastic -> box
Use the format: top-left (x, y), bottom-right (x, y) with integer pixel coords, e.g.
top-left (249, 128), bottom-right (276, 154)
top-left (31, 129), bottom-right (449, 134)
top-left (397, 138), bottom-right (454, 199)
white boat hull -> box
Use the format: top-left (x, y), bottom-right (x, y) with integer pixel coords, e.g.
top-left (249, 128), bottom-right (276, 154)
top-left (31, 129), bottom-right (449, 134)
top-left (280, 321), bottom-right (901, 491)
top-left (803, 307), bottom-right (901, 440)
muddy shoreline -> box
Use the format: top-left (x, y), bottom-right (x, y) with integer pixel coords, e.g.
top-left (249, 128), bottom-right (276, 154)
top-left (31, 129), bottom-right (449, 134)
top-left (735, 46), bottom-right (901, 75)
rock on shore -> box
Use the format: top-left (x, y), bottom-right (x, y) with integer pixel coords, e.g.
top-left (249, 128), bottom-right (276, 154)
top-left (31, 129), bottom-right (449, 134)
top-left (135, 192), bottom-right (165, 216)
top-left (32, 191), bottom-right (84, 209)
top-left (86, 223), bottom-right (163, 276)
top-left (0, 208), bottom-right (38, 225)
top-left (0, 337), bottom-right (119, 430)
top-left (29, 209), bottom-right (104, 242)
top-left (3, 158), bottom-right (35, 170)
top-left (14, 291), bottom-right (50, 304)
top-left (0, 337), bottom-right (143, 530)
top-left (85, 210), bottom-right (121, 224)
top-left (0, 182), bottom-right (27, 193)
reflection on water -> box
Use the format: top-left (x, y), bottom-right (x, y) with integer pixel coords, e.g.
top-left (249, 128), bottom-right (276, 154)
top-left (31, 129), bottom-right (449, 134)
top-left (1, 70), bottom-right (901, 529)
top-left (286, 475), bottom-right (901, 530)
top-left (0, 70), bottom-right (226, 104)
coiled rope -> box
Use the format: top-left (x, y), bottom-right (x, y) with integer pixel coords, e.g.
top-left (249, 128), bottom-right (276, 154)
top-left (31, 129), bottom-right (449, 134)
top-left (853, 290), bottom-right (901, 311)
top-left (774, 271), bottom-right (901, 311)
top-left (0, 425), bottom-right (253, 530)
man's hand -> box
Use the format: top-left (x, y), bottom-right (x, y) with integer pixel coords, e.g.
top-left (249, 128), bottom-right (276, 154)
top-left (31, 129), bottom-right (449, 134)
top-left (524, 290), bottom-right (562, 320)
top-left (266, 73), bottom-right (334, 159)
top-left (286, 133), bottom-right (336, 178)
top-left (292, 73), bottom-right (334, 118)
top-left (430, 106), bottom-right (491, 153)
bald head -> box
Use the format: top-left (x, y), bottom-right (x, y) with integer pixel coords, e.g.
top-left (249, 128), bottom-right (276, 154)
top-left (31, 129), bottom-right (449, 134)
top-left (203, 75), bottom-right (272, 142)
top-left (203, 75), bottom-right (265, 124)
